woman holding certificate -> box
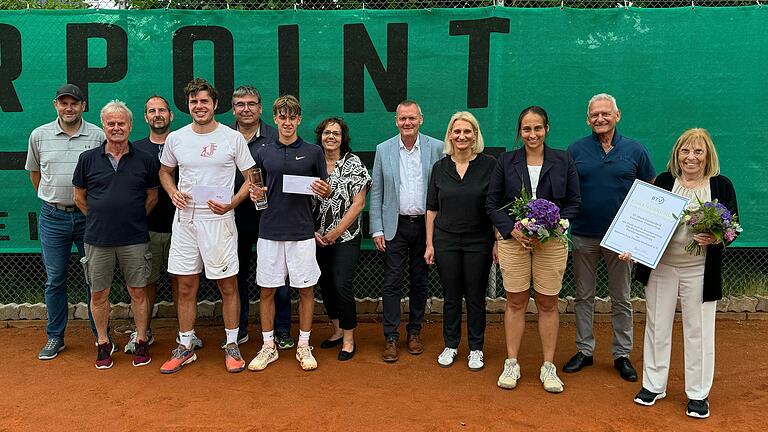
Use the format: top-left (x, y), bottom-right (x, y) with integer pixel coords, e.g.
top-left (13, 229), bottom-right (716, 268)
top-left (313, 117), bottom-right (371, 361)
top-left (622, 128), bottom-right (739, 419)
top-left (486, 106), bottom-right (580, 393)
top-left (424, 111), bottom-right (496, 371)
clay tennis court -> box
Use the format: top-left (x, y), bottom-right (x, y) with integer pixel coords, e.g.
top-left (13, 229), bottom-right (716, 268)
top-left (1, 319), bottom-right (765, 431)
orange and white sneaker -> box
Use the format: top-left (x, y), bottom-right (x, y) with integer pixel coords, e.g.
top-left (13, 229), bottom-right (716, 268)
top-left (296, 345), bottom-right (317, 371)
top-left (160, 345), bottom-right (197, 374)
top-left (224, 343), bottom-right (245, 373)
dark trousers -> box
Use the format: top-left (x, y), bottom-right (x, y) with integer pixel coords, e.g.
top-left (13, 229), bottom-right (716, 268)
top-left (317, 237), bottom-right (361, 330)
top-left (237, 228), bottom-right (291, 335)
top-left (434, 228), bottom-right (493, 351)
top-left (382, 216), bottom-right (428, 340)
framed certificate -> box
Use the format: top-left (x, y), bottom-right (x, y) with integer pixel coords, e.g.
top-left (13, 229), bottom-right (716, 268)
top-left (600, 180), bottom-right (690, 269)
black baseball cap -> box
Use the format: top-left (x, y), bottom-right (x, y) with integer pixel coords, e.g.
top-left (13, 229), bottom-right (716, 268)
top-left (55, 84), bottom-right (85, 101)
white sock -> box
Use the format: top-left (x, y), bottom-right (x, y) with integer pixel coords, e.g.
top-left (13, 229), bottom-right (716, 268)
top-left (298, 330), bottom-right (311, 347)
top-left (225, 328), bottom-right (239, 346)
top-left (262, 330), bottom-right (275, 348)
top-left (179, 330), bottom-right (194, 349)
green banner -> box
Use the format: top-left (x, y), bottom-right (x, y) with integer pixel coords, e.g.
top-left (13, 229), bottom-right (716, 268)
top-left (0, 7), bottom-right (766, 251)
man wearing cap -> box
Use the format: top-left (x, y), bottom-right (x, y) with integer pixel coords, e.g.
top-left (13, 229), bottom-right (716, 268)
top-left (26, 84), bottom-right (105, 360)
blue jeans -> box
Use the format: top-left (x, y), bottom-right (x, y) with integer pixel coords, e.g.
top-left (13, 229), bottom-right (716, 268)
top-left (274, 285), bottom-right (291, 334)
top-left (39, 203), bottom-right (97, 339)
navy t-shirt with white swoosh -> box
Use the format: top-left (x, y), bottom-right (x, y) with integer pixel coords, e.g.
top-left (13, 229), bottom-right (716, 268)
top-left (254, 137), bottom-right (328, 241)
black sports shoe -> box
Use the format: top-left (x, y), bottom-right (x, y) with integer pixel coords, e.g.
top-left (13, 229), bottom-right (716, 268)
top-left (686, 399), bottom-right (710, 419)
top-left (633, 387), bottom-right (666, 406)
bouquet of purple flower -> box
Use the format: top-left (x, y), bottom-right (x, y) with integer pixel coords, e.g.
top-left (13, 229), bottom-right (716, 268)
top-left (504, 188), bottom-right (569, 244)
top-left (681, 197), bottom-right (742, 256)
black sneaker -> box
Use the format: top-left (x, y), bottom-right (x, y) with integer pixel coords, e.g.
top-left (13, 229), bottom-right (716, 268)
top-left (275, 332), bottom-right (295, 350)
top-left (633, 387), bottom-right (666, 406)
top-left (686, 399), bottom-right (710, 419)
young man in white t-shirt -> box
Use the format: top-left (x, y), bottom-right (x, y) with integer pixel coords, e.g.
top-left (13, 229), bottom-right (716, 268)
top-left (158, 78), bottom-right (255, 374)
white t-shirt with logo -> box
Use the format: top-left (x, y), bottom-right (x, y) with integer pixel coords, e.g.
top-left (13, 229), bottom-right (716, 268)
top-left (161, 123), bottom-right (255, 220)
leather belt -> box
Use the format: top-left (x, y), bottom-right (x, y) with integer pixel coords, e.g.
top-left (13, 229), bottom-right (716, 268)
top-left (398, 214), bottom-right (425, 223)
top-left (46, 202), bottom-right (77, 212)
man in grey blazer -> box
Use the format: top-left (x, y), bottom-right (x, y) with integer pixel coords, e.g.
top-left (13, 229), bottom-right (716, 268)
top-left (369, 100), bottom-right (443, 363)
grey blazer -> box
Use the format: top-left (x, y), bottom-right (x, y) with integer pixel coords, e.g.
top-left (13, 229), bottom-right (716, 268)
top-left (369, 133), bottom-right (444, 241)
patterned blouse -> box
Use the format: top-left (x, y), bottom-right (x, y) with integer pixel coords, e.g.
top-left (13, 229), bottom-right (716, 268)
top-left (314, 152), bottom-right (371, 243)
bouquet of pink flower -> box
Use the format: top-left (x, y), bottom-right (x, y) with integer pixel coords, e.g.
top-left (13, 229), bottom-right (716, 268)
top-left (505, 188), bottom-right (569, 244)
top-left (681, 197), bottom-right (742, 256)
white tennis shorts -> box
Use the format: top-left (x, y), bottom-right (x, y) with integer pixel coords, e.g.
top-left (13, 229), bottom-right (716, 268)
top-left (256, 238), bottom-right (320, 288)
top-left (168, 216), bottom-right (239, 280)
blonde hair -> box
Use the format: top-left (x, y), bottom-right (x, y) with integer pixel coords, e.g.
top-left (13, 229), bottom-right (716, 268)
top-left (667, 128), bottom-right (720, 178)
top-left (443, 111), bottom-right (484, 155)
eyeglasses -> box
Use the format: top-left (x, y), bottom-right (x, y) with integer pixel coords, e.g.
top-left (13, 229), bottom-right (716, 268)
top-left (322, 131), bottom-right (341, 138)
top-left (233, 101), bottom-right (260, 110)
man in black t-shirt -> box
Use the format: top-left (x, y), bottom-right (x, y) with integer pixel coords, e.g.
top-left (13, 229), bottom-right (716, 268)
top-left (129, 95), bottom-right (203, 354)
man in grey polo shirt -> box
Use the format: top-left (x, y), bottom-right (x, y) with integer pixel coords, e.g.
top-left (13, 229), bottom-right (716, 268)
top-left (25, 84), bottom-right (105, 360)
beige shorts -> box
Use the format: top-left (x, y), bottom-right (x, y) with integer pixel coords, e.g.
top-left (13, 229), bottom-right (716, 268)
top-left (147, 231), bottom-right (172, 284)
top-left (496, 231), bottom-right (567, 296)
top-left (168, 216), bottom-right (239, 280)
top-left (83, 243), bottom-right (151, 292)
top-left (256, 238), bottom-right (320, 288)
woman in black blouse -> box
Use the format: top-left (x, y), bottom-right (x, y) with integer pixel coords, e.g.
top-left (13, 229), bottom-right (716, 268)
top-left (424, 111), bottom-right (497, 371)
top-left (313, 117), bottom-right (371, 361)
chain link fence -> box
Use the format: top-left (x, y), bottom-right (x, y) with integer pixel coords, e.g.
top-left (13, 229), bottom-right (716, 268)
top-left (1, 246), bottom-right (766, 305)
top-left (1, 0), bottom-right (765, 307)
top-left (1, 0), bottom-right (764, 10)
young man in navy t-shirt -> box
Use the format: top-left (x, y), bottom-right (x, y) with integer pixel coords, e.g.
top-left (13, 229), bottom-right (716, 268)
top-left (247, 95), bottom-right (331, 372)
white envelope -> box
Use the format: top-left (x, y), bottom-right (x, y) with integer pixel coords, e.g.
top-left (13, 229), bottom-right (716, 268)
top-left (282, 174), bottom-right (320, 196)
top-left (191, 185), bottom-right (231, 204)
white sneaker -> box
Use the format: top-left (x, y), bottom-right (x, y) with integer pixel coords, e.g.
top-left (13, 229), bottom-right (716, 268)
top-left (296, 345), bottom-right (318, 371)
top-left (437, 347), bottom-right (458, 367)
top-left (248, 345), bottom-right (279, 371)
top-left (467, 350), bottom-right (484, 371)
top-left (497, 358), bottom-right (521, 389)
top-left (176, 334), bottom-right (204, 350)
top-left (540, 361), bottom-right (564, 393)
top-left (124, 329), bottom-right (155, 354)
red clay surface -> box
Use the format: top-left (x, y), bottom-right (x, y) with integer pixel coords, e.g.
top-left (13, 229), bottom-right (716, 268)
top-left (1, 319), bottom-right (765, 432)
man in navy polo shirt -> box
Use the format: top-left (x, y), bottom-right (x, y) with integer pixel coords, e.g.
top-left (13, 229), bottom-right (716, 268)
top-left (227, 85), bottom-right (294, 350)
top-left (564, 93), bottom-right (655, 382)
top-left (247, 95), bottom-right (331, 372)
top-left (73, 100), bottom-right (159, 369)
